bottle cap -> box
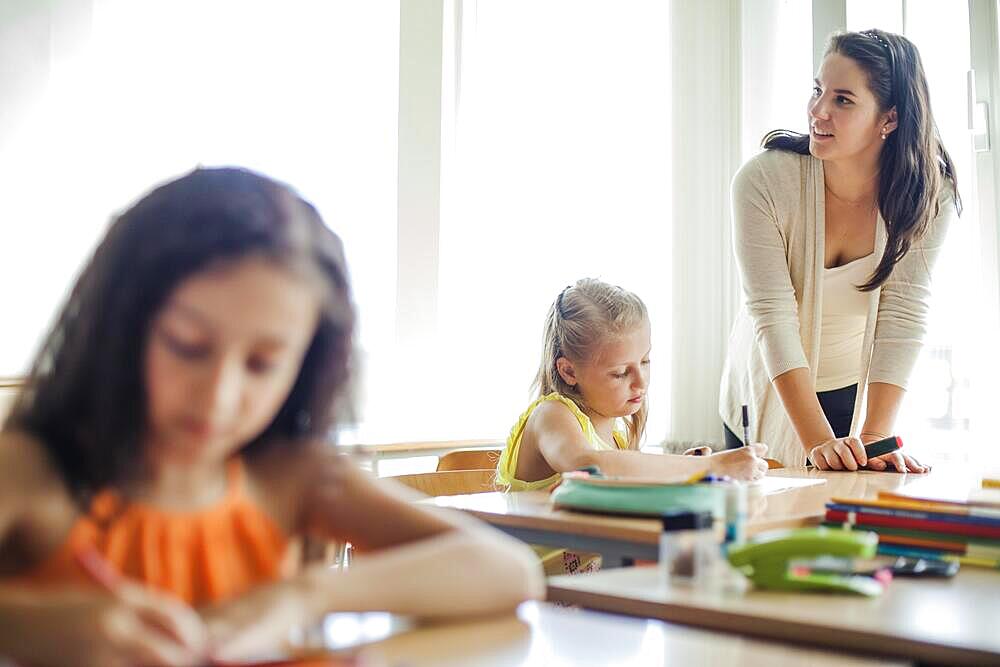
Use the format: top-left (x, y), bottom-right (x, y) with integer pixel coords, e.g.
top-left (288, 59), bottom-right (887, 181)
top-left (661, 510), bottom-right (713, 531)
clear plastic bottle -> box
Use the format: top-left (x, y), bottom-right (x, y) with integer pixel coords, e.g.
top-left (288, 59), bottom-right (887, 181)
top-left (659, 510), bottom-right (716, 586)
top-left (723, 482), bottom-right (748, 547)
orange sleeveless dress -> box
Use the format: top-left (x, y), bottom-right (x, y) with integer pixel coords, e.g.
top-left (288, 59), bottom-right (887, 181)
top-left (19, 459), bottom-right (291, 606)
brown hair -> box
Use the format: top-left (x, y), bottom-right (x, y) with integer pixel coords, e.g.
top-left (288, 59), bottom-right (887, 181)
top-left (6, 167), bottom-right (355, 500)
top-left (763, 28), bottom-right (960, 290)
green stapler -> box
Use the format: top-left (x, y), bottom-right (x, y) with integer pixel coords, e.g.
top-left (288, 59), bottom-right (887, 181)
top-left (726, 527), bottom-right (884, 596)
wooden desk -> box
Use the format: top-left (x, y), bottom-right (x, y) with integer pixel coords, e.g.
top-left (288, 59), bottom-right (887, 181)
top-left (425, 468), bottom-right (925, 566)
top-left (546, 566), bottom-right (1000, 666)
top-left (0, 387), bottom-right (17, 425)
top-left (329, 601), bottom-right (904, 666)
top-left (0, 377), bottom-right (22, 390)
top-left (427, 487), bottom-right (661, 565)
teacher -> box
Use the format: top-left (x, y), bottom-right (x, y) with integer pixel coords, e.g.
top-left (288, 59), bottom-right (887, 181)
top-left (720, 29), bottom-right (960, 471)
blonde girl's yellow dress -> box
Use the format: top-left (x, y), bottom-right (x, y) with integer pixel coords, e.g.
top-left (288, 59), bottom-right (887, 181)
top-left (496, 392), bottom-right (629, 575)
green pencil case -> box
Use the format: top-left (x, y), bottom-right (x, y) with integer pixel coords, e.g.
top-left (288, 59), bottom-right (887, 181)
top-left (550, 473), bottom-right (724, 518)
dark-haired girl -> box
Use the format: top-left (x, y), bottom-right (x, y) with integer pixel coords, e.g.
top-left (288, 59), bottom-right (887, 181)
top-left (0, 167), bottom-right (542, 666)
top-left (720, 29), bottom-right (960, 471)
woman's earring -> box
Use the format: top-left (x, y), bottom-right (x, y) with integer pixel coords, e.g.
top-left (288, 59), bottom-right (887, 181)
top-left (881, 128), bottom-right (888, 140)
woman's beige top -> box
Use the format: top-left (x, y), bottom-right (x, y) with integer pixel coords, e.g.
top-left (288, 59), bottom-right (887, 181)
top-left (816, 251), bottom-right (879, 391)
top-left (719, 149), bottom-right (956, 466)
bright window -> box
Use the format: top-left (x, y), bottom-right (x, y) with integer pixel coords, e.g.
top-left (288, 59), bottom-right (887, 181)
top-left (846, 1), bottom-right (992, 465)
top-left (433, 0), bottom-right (673, 442)
top-left (0, 0), bottom-right (399, 393)
top-left (741, 0), bottom-right (812, 161)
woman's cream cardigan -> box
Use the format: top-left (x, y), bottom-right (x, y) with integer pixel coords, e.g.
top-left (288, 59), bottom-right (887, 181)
top-left (719, 149), bottom-right (956, 466)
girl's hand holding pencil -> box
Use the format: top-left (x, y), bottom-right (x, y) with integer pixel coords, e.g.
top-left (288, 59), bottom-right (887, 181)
top-left (707, 444), bottom-right (769, 481)
top-left (69, 547), bottom-right (209, 666)
top-left (74, 548), bottom-right (366, 666)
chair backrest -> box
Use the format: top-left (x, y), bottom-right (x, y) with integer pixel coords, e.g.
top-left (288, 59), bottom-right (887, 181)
top-left (389, 469), bottom-right (499, 497)
top-left (0, 384), bottom-right (20, 426)
top-left (436, 447), bottom-right (503, 472)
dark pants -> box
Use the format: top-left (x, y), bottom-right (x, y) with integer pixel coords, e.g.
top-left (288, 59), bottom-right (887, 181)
top-left (724, 384), bottom-right (858, 449)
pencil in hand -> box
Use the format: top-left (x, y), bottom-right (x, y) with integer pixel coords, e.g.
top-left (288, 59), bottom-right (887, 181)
top-left (75, 546), bottom-right (210, 660)
top-left (74, 546), bottom-right (124, 592)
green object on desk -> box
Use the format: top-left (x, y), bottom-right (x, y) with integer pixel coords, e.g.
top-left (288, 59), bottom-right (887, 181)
top-left (727, 527), bottom-right (883, 596)
top-left (550, 474), bottom-right (724, 518)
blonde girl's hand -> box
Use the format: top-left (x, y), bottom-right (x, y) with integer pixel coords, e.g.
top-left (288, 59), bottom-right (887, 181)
top-left (202, 576), bottom-right (316, 663)
top-left (14, 585), bottom-right (207, 667)
top-left (707, 443), bottom-right (768, 481)
top-left (808, 437), bottom-right (867, 471)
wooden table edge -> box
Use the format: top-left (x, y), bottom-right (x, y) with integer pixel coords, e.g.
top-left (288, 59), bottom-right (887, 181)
top-left (363, 439), bottom-right (502, 454)
top-left (460, 507), bottom-right (663, 544)
top-left (456, 504), bottom-right (818, 544)
top-left (545, 583), bottom-right (999, 666)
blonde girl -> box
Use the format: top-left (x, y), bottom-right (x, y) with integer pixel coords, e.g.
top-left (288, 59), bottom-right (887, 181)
top-left (498, 278), bottom-right (767, 492)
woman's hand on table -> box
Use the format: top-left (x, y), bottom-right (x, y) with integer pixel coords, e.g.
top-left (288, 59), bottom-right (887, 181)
top-left (859, 432), bottom-right (930, 474)
top-left (809, 435), bottom-right (930, 473)
top-left (808, 437), bottom-right (867, 471)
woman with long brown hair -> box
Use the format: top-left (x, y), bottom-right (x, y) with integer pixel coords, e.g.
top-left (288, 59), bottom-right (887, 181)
top-left (720, 29), bottom-right (960, 470)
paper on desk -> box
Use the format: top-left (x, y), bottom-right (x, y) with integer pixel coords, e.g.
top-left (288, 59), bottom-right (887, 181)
top-left (750, 476), bottom-right (826, 495)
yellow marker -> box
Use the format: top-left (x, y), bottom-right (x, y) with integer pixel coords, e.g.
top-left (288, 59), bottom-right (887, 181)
top-left (685, 469), bottom-right (709, 484)
top-left (983, 478), bottom-right (1000, 489)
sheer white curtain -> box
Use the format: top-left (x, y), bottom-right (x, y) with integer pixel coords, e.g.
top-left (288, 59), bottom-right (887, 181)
top-left (665, 0), bottom-right (743, 447)
top-left (436, 0), bottom-right (673, 444)
top-left (434, 0), bottom-right (786, 449)
top-left (741, 0), bottom-right (812, 160)
top-left (844, 0), bottom-right (999, 466)
top-left (0, 1), bottom-right (400, 395)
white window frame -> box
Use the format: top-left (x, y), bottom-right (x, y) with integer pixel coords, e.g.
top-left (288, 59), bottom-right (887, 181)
top-left (396, 0), bottom-right (445, 352)
top-left (969, 0), bottom-right (1000, 319)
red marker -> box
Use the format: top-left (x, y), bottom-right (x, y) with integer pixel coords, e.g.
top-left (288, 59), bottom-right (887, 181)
top-left (864, 435), bottom-right (903, 459)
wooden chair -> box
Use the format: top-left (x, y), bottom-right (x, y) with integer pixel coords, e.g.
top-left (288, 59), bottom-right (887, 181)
top-left (436, 447), bottom-right (503, 472)
top-left (389, 469), bottom-right (500, 497)
top-left (0, 380), bottom-right (21, 426)
top-left (324, 469), bottom-right (499, 571)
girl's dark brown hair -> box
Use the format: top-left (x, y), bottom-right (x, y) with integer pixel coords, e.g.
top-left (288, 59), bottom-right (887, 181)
top-left (5, 167), bottom-right (355, 500)
top-left (763, 28), bottom-right (960, 291)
